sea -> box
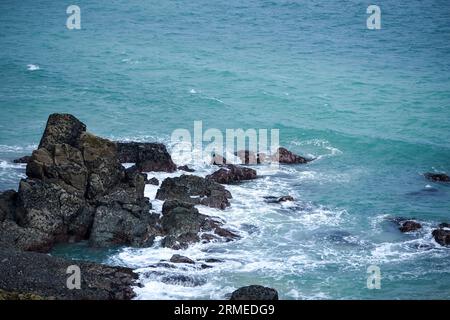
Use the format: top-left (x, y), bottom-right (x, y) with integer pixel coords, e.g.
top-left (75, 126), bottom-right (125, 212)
top-left (0, 0), bottom-right (449, 299)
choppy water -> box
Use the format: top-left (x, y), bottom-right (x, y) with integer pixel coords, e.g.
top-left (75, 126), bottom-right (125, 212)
top-left (1, 0), bottom-right (450, 299)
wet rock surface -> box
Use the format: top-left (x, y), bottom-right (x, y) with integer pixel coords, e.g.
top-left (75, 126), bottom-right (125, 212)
top-left (0, 248), bottom-right (137, 300)
top-left (160, 200), bottom-right (239, 249)
top-left (424, 172), bottom-right (450, 182)
top-left (117, 142), bottom-right (177, 172)
top-left (432, 224), bottom-right (450, 246)
top-left (206, 164), bottom-right (257, 184)
top-left (399, 220), bottom-right (422, 233)
top-left (230, 285), bottom-right (279, 300)
top-left (156, 175), bottom-right (232, 209)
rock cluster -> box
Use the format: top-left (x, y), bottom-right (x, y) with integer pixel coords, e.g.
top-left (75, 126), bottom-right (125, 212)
top-left (0, 114), bottom-right (154, 252)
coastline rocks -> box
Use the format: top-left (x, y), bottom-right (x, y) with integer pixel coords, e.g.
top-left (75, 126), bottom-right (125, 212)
top-left (116, 142), bottom-right (177, 172)
top-left (156, 175), bottom-right (232, 209)
top-left (160, 200), bottom-right (239, 249)
top-left (0, 113), bottom-right (155, 252)
top-left (424, 173), bottom-right (450, 182)
top-left (230, 285), bottom-right (279, 300)
top-left (0, 248), bottom-right (137, 300)
top-left (206, 164), bottom-right (257, 184)
top-left (399, 220), bottom-right (422, 233)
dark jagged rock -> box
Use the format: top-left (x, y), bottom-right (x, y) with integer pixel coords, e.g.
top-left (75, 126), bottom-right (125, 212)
top-left (432, 226), bottom-right (450, 246)
top-left (170, 254), bottom-right (195, 264)
top-left (399, 220), bottom-right (422, 233)
top-left (160, 200), bottom-right (239, 249)
top-left (116, 142), bottom-right (176, 172)
top-left (0, 248), bottom-right (137, 300)
top-left (206, 164), bottom-right (257, 184)
top-left (438, 223), bottom-right (450, 228)
top-left (147, 177), bottom-right (159, 185)
top-left (38, 114), bottom-right (86, 150)
top-left (178, 165), bottom-right (195, 172)
top-left (156, 175), bottom-right (232, 209)
top-left (424, 173), bottom-right (450, 182)
top-left (264, 195), bottom-right (294, 203)
top-left (13, 156), bottom-right (31, 164)
top-left (273, 147), bottom-right (312, 164)
top-left (230, 285), bottom-right (279, 300)
top-left (0, 113), bottom-right (154, 252)
top-left (160, 274), bottom-right (206, 287)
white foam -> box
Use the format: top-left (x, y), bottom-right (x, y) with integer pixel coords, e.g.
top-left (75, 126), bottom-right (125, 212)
top-left (27, 64), bottom-right (40, 71)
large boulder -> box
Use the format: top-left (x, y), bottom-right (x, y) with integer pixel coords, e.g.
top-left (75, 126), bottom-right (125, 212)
top-left (0, 248), bottom-right (137, 300)
top-left (230, 285), bottom-right (279, 300)
top-left (160, 200), bottom-right (239, 249)
top-left (156, 175), bottom-right (232, 209)
top-left (424, 173), bottom-right (450, 182)
top-left (116, 142), bottom-right (177, 172)
top-left (206, 164), bottom-right (257, 184)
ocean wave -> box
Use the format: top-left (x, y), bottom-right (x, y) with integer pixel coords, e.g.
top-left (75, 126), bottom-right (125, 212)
top-left (26, 64), bottom-right (40, 71)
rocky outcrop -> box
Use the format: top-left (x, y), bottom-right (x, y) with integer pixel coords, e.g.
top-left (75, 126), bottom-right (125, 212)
top-left (399, 220), bottom-right (422, 233)
top-left (0, 113), bottom-right (155, 252)
top-left (206, 164), bottom-right (257, 184)
top-left (0, 248), bottom-right (137, 300)
top-left (424, 173), bottom-right (450, 182)
top-left (156, 175), bottom-right (232, 209)
top-left (230, 285), bottom-right (279, 300)
top-left (116, 142), bottom-right (177, 172)
top-left (160, 200), bottom-right (239, 249)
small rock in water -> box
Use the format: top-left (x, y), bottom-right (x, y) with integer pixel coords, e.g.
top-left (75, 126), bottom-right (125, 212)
top-left (178, 165), bottom-right (195, 172)
top-left (161, 274), bottom-right (206, 287)
top-left (230, 285), bottom-right (279, 300)
top-left (147, 177), bottom-right (159, 185)
top-left (432, 224), bottom-right (450, 246)
top-left (424, 172), bottom-right (450, 182)
top-left (12, 156), bottom-right (31, 164)
top-left (399, 220), bottom-right (422, 233)
top-left (206, 164), bottom-right (257, 184)
top-left (264, 195), bottom-right (294, 203)
top-left (170, 254), bottom-right (195, 264)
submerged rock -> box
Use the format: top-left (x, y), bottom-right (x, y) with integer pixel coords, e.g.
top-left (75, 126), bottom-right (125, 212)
top-left (264, 195), bottom-right (295, 203)
top-left (230, 285), bottom-right (279, 300)
top-left (399, 220), bottom-right (422, 233)
top-left (156, 175), bottom-right (232, 209)
top-left (206, 164), bottom-right (257, 184)
top-left (0, 248), bottom-right (137, 300)
top-left (424, 173), bottom-right (450, 182)
top-left (116, 142), bottom-right (176, 172)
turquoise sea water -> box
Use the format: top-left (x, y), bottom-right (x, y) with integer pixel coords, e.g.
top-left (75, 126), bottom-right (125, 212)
top-left (1, 0), bottom-right (450, 299)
